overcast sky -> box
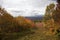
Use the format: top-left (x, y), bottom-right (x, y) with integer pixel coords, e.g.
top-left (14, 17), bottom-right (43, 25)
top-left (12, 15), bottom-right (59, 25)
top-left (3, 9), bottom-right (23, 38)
top-left (0, 0), bottom-right (56, 17)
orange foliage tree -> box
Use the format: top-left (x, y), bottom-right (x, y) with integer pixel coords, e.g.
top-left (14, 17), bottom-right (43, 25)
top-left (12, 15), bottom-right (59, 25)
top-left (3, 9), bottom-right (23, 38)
top-left (15, 16), bottom-right (35, 30)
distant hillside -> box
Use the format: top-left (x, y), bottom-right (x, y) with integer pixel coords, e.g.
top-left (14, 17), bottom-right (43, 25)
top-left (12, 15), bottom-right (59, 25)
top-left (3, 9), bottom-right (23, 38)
top-left (25, 15), bottom-right (44, 21)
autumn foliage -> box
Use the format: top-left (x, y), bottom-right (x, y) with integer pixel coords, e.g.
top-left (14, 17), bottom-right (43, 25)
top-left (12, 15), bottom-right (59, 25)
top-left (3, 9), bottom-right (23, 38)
top-left (44, 0), bottom-right (60, 36)
top-left (15, 16), bottom-right (35, 29)
top-left (0, 7), bottom-right (35, 33)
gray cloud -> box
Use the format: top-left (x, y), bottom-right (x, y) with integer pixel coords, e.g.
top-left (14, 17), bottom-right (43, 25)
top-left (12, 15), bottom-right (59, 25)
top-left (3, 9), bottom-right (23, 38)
top-left (2, 0), bottom-right (56, 9)
top-left (0, 0), bottom-right (3, 6)
top-left (1, 0), bottom-right (56, 16)
top-left (52, 0), bottom-right (56, 1)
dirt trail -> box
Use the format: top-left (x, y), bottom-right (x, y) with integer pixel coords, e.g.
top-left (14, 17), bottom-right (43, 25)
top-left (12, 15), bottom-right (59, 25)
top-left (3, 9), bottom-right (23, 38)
top-left (17, 27), bottom-right (58, 40)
